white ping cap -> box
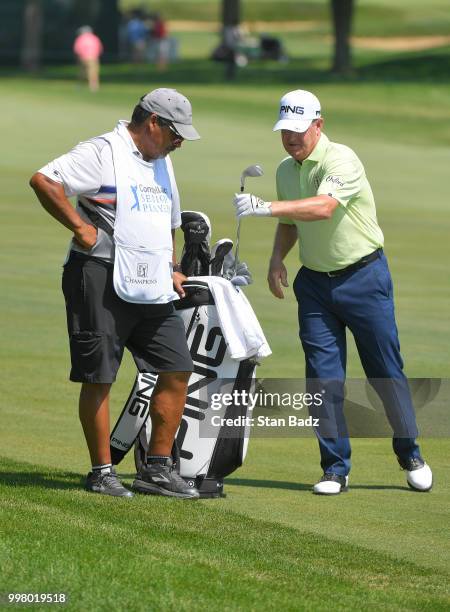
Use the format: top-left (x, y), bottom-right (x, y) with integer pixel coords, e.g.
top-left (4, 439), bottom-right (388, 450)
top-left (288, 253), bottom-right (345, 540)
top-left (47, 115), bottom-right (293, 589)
top-left (273, 89), bottom-right (321, 133)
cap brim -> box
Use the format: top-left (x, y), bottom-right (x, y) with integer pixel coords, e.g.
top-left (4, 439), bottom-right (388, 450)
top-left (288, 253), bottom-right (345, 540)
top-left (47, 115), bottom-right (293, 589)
top-left (273, 118), bottom-right (314, 133)
top-left (173, 122), bottom-right (201, 141)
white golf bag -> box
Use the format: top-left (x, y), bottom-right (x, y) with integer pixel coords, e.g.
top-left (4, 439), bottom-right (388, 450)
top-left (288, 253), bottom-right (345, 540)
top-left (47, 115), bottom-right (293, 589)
top-left (110, 279), bottom-right (257, 497)
top-left (110, 211), bottom-right (267, 497)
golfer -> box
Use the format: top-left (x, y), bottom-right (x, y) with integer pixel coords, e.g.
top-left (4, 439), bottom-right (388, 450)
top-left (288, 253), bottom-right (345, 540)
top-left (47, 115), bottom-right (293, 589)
top-left (30, 88), bottom-right (200, 499)
top-left (233, 89), bottom-right (433, 495)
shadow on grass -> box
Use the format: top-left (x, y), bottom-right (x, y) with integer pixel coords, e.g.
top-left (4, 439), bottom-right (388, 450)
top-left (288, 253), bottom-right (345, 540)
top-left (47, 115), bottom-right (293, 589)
top-left (2, 49), bottom-right (449, 86)
top-left (358, 49), bottom-right (450, 83)
top-left (227, 478), bottom-right (311, 491)
top-left (0, 469), bottom-right (414, 493)
top-left (0, 470), bottom-right (82, 491)
top-left (227, 478), bottom-right (409, 492)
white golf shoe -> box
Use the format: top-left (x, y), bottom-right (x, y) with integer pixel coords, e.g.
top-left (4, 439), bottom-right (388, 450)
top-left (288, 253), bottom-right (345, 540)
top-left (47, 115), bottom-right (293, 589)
top-left (400, 457), bottom-right (433, 492)
top-left (313, 473), bottom-right (349, 495)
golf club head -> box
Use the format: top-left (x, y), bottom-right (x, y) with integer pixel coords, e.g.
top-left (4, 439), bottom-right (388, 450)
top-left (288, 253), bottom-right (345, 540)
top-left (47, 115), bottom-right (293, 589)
top-left (240, 164), bottom-right (264, 191)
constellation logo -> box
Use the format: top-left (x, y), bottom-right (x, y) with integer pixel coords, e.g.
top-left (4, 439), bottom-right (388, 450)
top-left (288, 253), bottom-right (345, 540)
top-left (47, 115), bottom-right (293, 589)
top-left (137, 263), bottom-right (148, 278)
top-left (129, 179), bottom-right (170, 213)
top-left (130, 180), bottom-right (140, 211)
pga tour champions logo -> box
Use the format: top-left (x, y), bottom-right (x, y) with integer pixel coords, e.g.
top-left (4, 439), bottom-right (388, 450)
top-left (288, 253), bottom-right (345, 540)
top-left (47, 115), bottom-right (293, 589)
top-left (137, 262), bottom-right (148, 278)
top-left (124, 262), bottom-right (156, 285)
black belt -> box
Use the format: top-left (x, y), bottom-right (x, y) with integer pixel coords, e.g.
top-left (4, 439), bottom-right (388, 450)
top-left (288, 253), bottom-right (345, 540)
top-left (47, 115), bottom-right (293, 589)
top-left (313, 248), bottom-right (383, 277)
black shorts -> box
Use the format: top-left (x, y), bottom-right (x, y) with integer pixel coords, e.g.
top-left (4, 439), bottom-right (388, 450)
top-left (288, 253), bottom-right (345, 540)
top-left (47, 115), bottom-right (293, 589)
top-left (62, 252), bottom-right (193, 383)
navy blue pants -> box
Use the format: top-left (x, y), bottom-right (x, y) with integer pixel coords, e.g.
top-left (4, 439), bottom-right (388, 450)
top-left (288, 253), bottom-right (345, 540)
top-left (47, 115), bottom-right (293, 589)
top-left (293, 252), bottom-right (421, 476)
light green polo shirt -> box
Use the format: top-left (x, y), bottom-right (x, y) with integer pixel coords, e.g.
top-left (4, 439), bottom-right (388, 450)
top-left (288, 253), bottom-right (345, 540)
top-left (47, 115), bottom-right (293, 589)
top-left (276, 133), bottom-right (384, 272)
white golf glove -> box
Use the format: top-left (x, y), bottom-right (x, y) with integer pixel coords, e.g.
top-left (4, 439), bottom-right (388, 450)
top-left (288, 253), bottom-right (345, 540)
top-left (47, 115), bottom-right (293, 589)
top-left (233, 193), bottom-right (272, 218)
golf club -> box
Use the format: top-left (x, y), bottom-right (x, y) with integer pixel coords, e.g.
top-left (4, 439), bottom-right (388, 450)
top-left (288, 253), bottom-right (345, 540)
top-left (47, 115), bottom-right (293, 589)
top-left (233, 164), bottom-right (264, 275)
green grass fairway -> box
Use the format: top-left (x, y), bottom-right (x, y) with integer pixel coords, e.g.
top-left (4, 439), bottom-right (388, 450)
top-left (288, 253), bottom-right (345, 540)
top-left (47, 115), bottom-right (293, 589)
top-left (1, 449), bottom-right (449, 611)
top-left (1, 25), bottom-right (450, 610)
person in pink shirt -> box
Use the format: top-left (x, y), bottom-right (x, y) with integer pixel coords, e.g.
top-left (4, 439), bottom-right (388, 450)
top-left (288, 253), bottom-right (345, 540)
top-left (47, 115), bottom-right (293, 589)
top-left (73, 26), bottom-right (103, 92)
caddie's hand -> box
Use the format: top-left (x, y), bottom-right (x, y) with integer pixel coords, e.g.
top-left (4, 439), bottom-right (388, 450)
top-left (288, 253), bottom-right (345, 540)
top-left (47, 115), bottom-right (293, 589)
top-left (233, 193), bottom-right (272, 218)
top-left (73, 222), bottom-right (98, 250)
top-left (267, 258), bottom-right (289, 299)
top-left (173, 271), bottom-right (187, 299)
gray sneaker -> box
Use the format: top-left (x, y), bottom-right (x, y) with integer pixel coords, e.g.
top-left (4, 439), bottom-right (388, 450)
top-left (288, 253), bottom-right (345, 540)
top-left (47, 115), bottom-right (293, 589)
top-left (132, 458), bottom-right (200, 499)
top-left (85, 468), bottom-right (134, 498)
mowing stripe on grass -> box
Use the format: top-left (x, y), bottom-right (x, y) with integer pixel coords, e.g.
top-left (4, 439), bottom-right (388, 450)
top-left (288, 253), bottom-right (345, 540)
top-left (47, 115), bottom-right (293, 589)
top-left (1, 457), bottom-right (449, 611)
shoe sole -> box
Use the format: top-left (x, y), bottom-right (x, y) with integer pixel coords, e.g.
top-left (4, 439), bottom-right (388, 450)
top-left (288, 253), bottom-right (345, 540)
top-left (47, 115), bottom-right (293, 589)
top-left (407, 480), bottom-right (433, 492)
top-left (313, 486), bottom-right (349, 496)
top-left (85, 486), bottom-right (134, 498)
top-left (132, 479), bottom-right (199, 499)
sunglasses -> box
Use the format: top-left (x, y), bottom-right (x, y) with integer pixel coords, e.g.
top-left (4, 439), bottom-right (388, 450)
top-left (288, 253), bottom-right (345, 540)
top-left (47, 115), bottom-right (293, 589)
top-left (157, 116), bottom-right (183, 140)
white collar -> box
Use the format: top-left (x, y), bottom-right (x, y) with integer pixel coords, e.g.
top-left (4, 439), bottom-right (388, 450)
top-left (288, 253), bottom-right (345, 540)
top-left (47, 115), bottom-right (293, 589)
top-left (115, 120), bottom-right (145, 160)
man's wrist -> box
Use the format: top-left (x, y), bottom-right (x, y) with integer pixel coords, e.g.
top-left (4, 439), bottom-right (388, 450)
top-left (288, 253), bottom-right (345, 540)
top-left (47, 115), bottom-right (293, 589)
top-left (262, 201), bottom-right (273, 216)
top-left (270, 253), bottom-right (283, 264)
top-left (172, 263), bottom-right (183, 273)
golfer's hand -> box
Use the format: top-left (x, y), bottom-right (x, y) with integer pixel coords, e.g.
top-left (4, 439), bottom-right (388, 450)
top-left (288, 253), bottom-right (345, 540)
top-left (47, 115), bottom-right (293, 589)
top-left (268, 258), bottom-right (289, 299)
top-left (173, 271), bottom-right (187, 299)
top-left (73, 222), bottom-right (97, 250)
top-left (233, 193), bottom-right (272, 218)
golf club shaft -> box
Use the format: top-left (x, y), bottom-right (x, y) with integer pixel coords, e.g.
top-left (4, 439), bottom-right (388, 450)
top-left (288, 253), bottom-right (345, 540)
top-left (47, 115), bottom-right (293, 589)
top-left (233, 185), bottom-right (245, 275)
top-left (232, 166), bottom-right (263, 279)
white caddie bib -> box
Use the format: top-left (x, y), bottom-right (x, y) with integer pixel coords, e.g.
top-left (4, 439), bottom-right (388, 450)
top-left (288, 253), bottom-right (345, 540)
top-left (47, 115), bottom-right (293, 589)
top-left (104, 124), bottom-right (177, 304)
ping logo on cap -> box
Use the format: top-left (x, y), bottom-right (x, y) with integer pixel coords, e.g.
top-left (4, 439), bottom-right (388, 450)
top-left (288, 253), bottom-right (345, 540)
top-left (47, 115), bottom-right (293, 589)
top-left (280, 105), bottom-right (305, 115)
top-left (273, 89), bottom-right (322, 133)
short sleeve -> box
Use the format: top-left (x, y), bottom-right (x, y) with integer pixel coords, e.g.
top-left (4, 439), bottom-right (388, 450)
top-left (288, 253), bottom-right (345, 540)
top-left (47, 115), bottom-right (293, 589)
top-left (38, 140), bottom-right (103, 197)
top-left (317, 155), bottom-right (363, 207)
top-left (166, 156), bottom-right (181, 229)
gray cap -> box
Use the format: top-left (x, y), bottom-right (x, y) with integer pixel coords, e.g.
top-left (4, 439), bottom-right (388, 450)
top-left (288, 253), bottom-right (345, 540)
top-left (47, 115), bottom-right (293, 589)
top-left (139, 88), bottom-right (200, 141)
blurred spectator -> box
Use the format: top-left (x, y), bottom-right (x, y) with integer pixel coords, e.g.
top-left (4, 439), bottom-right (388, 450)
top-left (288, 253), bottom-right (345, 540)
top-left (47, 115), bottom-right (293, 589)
top-left (73, 26), bottom-right (103, 92)
top-left (126, 10), bottom-right (150, 63)
top-left (151, 13), bottom-right (169, 71)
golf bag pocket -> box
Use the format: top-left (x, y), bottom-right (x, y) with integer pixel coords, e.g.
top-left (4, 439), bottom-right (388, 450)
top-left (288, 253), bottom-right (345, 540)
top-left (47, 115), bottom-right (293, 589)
top-left (113, 239), bottom-right (174, 304)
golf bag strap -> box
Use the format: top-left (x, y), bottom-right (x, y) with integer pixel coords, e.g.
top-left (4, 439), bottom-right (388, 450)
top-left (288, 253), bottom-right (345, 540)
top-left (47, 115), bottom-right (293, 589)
top-left (171, 439), bottom-right (181, 473)
top-left (78, 201), bottom-right (114, 237)
top-left (110, 372), bottom-right (157, 465)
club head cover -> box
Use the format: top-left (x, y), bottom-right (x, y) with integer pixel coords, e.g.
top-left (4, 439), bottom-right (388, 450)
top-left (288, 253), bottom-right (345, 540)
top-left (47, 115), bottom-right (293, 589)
top-left (231, 261), bottom-right (253, 286)
top-left (210, 238), bottom-right (234, 276)
top-left (222, 252), bottom-right (253, 285)
top-left (180, 211), bottom-right (211, 276)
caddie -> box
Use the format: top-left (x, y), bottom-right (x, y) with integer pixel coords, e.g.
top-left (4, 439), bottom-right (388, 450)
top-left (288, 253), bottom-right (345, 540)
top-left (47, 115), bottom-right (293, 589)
top-left (232, 89), bottom-right (433, 495)
top-left (30, 88), bottom-right (201, 499)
